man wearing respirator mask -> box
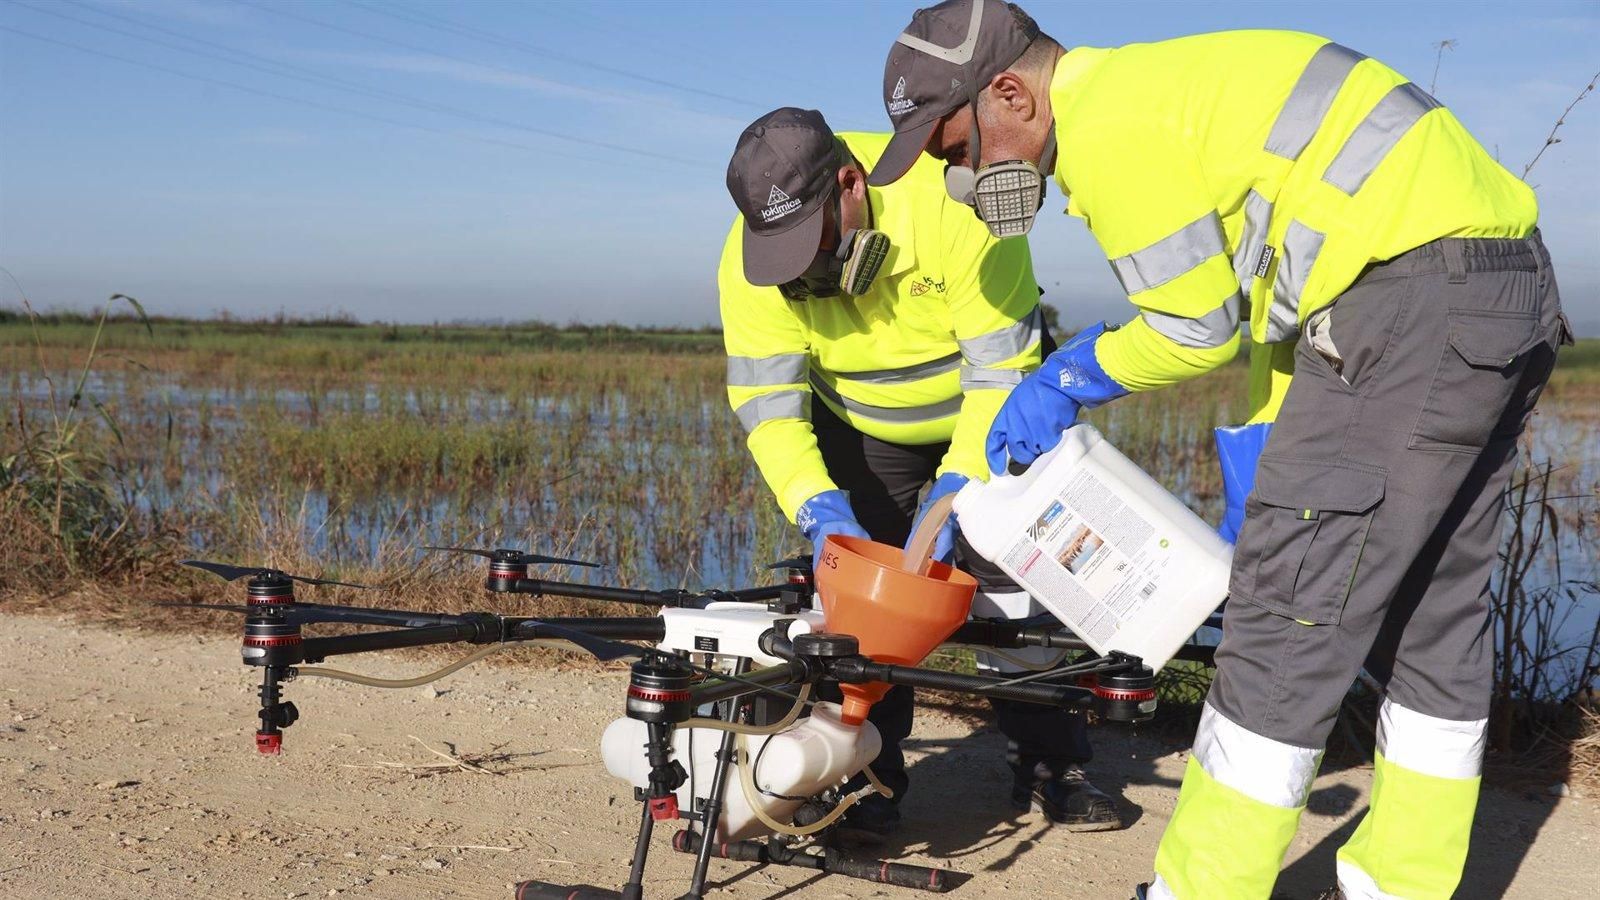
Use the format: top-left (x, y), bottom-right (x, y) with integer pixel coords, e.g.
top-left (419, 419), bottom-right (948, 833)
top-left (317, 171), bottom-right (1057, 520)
top-left (718, 106), bottom-right (1128, 844)
top-left (871, 2), bottom-right (1568, 898)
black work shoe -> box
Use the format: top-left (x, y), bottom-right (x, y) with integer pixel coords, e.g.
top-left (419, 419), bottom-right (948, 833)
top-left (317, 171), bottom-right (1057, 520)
top-left (1013, 766), bottom-right (1124, 832)
top-left (831, 793), bottom-right (901, 847)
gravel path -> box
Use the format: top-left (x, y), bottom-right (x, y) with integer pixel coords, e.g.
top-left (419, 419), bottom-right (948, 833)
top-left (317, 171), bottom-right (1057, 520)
top-left (1, 613), bottom-right (1592, 899)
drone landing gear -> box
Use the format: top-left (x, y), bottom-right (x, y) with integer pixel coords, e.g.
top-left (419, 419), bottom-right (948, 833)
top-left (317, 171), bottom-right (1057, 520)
top-left (670, 830), bottom-right (951, 893)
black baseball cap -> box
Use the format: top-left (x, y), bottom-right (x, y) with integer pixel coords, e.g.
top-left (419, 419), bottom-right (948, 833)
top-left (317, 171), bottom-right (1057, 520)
top-left (868, 0), bottom-right (1039, 186)
top-left (726, 107), bottom-right (847, 286)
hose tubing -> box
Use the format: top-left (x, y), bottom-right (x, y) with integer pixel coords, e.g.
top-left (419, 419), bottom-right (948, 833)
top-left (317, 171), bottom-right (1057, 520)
top-left (292, 640), bottom-right (578, 688)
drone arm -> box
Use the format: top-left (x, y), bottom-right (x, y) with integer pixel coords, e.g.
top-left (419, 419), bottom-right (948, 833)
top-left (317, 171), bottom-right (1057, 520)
top-left (299, 616), bottom-right (501, 662)
top-left (508, 616), bottom-right (667, 643)
top-left (498, 578), bottom-right (656, 603)
top-left (687, 662), bottom-right (810, 707)
top-left (291, 602), bottom-right (493, 630)
top-left (500, 578), bottom-right (796, 611)
top-left (949, 620), bottom-right (1217, 666)
top-left (828, 657), bottom-right (1095, 710)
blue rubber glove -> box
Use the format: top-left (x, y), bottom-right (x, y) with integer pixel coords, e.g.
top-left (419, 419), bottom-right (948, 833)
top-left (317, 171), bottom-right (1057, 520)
top-left (906, 473), bottom-right (969, 566)
top-left (796, 489), bottom-right (870, 563)
top-left (985, 322), bottom-right (1130, 474)
top-left (1214, 422), bottom-right (1273, 543)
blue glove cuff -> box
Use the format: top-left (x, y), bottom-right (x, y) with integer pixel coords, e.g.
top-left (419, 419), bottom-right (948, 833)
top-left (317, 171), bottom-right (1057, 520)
top-left (796, 489), bottom-right (855, 541)
top-left (1044, 321), bottom-right (1129, 410)
top-left (926, 472), bottom-right (970, 502)
top-left (1215, 422), bottom-right (1273, 543)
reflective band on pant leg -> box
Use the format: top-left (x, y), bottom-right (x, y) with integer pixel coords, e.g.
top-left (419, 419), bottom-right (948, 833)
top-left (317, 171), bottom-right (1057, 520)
top-left (1374, 697), bottom-right (1486, 779)
top-left (1336, 700), bottom-right (1485, 899)
top-left (1153, 704), bottom-right (1320, 899)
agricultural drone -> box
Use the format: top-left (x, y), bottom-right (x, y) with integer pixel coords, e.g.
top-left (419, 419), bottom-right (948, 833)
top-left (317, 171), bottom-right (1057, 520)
top-left (169, 545), bottom-right (1216, 899)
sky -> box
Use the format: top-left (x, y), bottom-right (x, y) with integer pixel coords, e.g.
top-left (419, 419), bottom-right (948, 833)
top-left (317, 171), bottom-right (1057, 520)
top-left (2, 0), bottom-right (1598, 333)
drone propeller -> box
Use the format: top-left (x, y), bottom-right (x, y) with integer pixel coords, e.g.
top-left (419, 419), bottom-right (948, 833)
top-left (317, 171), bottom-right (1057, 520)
top-left (527, 621), bottom-right (650, 662)
top-left (765, 555), bottom-right (812, 571)
top-left (157, 600), bottom-right (346, 625)
top-left (159, 601), bottom-right (257, 615)
top-left (182, 560), bottom-right (372, 590)
top-left (423, 546), bottom-right (602, 568)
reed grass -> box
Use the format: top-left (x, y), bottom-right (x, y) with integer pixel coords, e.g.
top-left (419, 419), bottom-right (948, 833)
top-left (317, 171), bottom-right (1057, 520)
top-left (3, 312), bottom-right (1597, 777)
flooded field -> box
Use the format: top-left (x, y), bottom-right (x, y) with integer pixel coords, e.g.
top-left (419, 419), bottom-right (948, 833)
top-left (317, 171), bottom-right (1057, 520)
top-left (3, 315), bottom-right (1597, 697)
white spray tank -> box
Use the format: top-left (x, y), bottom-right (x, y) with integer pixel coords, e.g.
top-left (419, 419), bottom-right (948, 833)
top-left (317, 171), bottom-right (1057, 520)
top-left (600, 702), bottom-right (881, 842)
top-left (953, 423), bottom-right (1232, 670)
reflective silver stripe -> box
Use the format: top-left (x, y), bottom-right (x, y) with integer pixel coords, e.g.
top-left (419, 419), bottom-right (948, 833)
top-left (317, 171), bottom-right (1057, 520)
top-left (1141, 292), bottom-right (1241, 349)
top-left (726, 353), bottom-right (807, 387)
top-left (1109, 214), bottom-right (1228, 295)
top-left (959, 364), bottom-right (1026, 390)
top-left (895, 0), bottom-right (983, 64)
top-left (809, 373), bottom-right (962, 424)
top-left (1265, 220), bottom-right (1328, 343)
top-left (1265, 42), bottom-right (1366, 160)
top-left (958, 307), bottom-right (1042, 366)
top-left (1193, 703), bottom-right (1321, 808)
top-left (1322, 82), bottom-right (1441, 195)
top-left (1231, 190), bottom-right (1274, 300)
top-left (837, 351), bottom-right (961, 385)
top-left (733, 390), bottom-right (808, 433)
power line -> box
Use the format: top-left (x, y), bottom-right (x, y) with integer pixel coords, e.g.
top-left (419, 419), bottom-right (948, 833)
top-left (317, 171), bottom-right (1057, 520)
top-left (0, 21), bottom-right (698, 173)
top-left (339, 0), bottom-right (766, 111)
top-left (4, 1), bottom-right (709, 169)
top-left (232, 0), bottom-right (752, 118)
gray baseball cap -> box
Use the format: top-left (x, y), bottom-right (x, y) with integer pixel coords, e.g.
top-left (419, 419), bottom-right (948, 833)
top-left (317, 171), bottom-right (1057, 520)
top-left (726, 107), bottom-right (846, 286)
top-left (868, 0), bottom-right (1039, 187)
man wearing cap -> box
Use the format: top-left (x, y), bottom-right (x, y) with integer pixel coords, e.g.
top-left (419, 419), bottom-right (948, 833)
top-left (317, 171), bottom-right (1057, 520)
top-left (720, 106), bottom-right (1126, 842)
top-left (869, 1), bottom-right (1568, 897)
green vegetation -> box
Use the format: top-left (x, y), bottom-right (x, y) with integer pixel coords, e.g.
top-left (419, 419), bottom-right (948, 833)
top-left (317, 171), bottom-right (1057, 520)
top-left (3, 310), bottom-right (1596, 766)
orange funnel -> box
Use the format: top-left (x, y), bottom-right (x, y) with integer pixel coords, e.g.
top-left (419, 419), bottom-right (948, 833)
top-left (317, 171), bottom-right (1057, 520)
top-left (814, 534), bottom-right (977, 725)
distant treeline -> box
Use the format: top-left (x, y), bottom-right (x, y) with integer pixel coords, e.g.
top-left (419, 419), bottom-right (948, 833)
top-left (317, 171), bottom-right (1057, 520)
top-left (0, 307), bottom-right (725, 335)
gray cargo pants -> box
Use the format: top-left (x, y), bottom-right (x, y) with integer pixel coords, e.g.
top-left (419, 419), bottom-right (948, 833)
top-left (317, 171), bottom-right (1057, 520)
top-left (1209, 231), bottom-right (1568, 748)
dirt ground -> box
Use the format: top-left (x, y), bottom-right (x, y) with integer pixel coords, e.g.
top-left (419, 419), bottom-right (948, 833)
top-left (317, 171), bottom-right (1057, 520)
top-left (1, 614), bottom-right (1594, 900)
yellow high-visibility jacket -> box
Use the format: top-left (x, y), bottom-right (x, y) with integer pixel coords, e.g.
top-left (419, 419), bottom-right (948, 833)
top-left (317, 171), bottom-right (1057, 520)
top-left (719, 132), bottom-right (1041, 522)
top-left (1049, 31), bottom-right (1537, 421)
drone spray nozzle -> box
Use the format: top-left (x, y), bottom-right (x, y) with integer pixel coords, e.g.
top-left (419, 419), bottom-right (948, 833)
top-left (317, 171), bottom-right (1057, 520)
top-left (254, 665), bottom-right (299, 755)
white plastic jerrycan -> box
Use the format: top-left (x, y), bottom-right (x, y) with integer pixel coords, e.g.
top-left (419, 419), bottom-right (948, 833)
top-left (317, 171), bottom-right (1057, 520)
top-left (953, 424), bottom-right (1231, 670)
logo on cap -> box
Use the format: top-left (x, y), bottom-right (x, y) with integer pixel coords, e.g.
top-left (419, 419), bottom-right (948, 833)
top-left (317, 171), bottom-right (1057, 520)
top-left (761, 184), bottom-right (802, 223)
top-left (889, 76), bottom-right (917, 117)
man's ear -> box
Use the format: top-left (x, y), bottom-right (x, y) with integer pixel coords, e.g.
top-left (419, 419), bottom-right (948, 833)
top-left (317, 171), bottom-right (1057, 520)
top-left (838, 163), bottom-right (867, 202)
top-left (988, 71), bottom-right (1037, 120)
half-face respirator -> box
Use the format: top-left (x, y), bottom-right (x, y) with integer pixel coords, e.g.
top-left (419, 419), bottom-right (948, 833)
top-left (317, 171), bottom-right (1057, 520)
top-left (778, 196), bottom-right (892, 301)
top-left (944, 116), bottom-right (1057, 239)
